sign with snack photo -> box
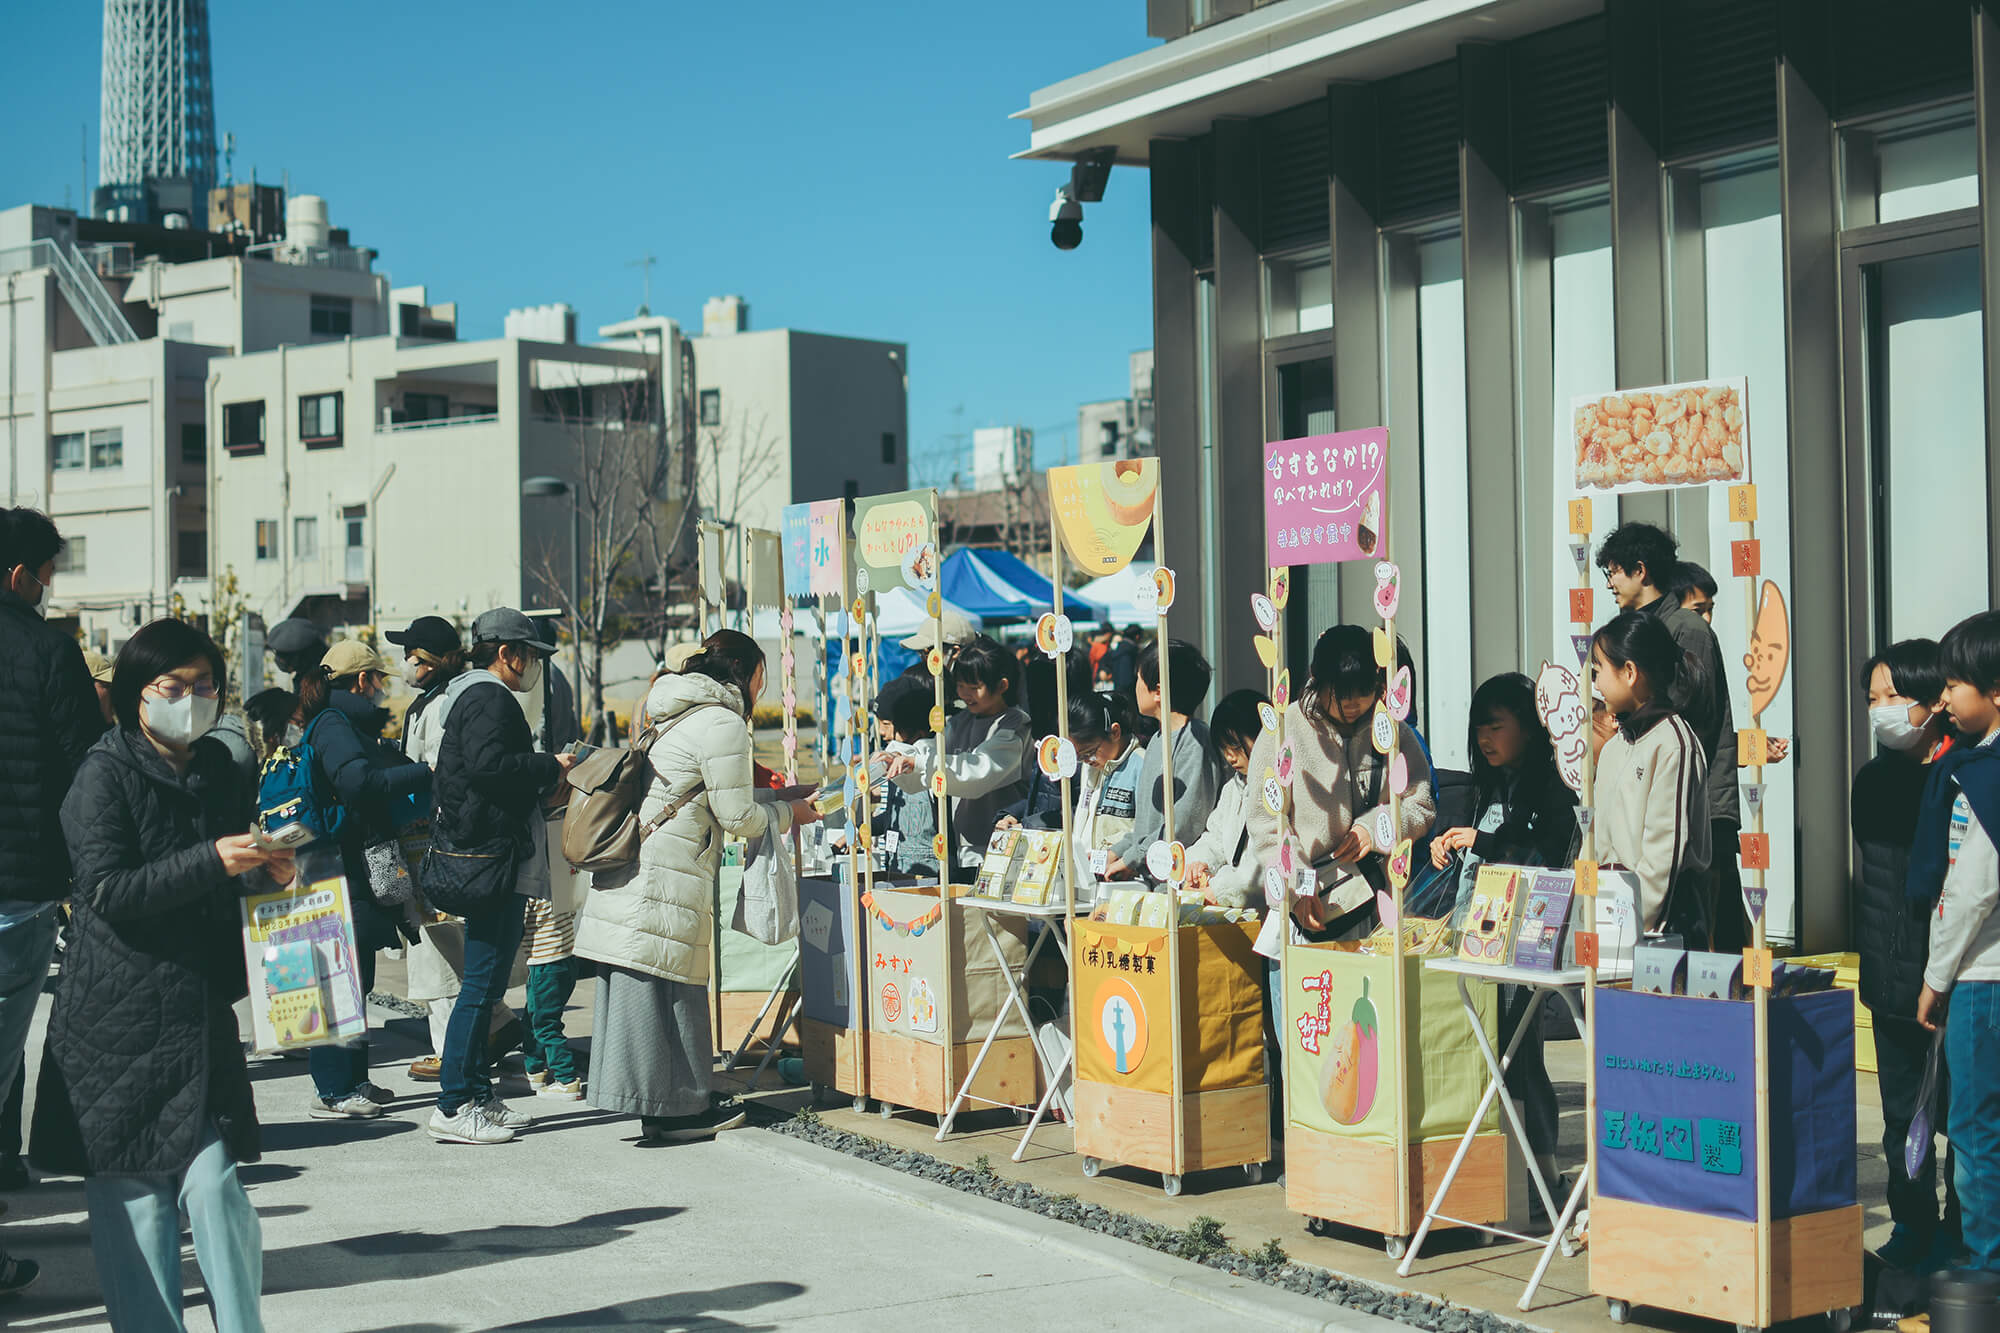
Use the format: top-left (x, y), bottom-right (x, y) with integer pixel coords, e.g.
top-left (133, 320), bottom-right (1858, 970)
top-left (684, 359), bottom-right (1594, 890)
top-left (1570, 377), bottom-right (1749, 495)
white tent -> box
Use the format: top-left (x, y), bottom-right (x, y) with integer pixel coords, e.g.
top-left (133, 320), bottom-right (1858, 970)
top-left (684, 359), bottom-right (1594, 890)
top-left (826, 585), bottom-right (983, 639)
top-left (1076, 563), bottom-right (1156, 626)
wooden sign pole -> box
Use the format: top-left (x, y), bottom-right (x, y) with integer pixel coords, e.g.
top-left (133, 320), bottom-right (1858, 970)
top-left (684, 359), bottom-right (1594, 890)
top-left (1053, 535), bottom-right (1078, 1063)
top-left (1382, 541), bottom-right (1410, 1238)
top-left (1574, 498), bottom-right (1601, 1252)
top-left (1153, 486), bottom-right (1185, 1183)
top-left (927, 494), bottom-right (953, 1077)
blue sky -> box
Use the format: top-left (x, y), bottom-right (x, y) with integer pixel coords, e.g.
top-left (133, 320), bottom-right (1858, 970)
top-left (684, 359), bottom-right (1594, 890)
top-left (0, 2), bottom-right (1156, 484)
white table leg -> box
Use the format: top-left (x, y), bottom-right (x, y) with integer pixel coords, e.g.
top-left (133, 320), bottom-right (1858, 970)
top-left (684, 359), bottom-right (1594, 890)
top-left (1011, 918), bottom-right (1074, 1161)
top-left (937, 908), bottom-right (1047, 1140)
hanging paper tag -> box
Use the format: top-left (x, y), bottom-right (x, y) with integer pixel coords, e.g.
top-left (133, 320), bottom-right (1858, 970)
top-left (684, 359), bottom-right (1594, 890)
top-left (1253, 634), bottom-right (1279, 669)
top-left (1388, 839), bottom-right (1413, 890)
top-left (1261, 769), bottom-right (1284, 816)
top-left (1145, 841), bottom-right (1175, 882)
top-left (1738, 831), bottom-right (1772, 871)
top-left (1297, 868), bottom-right (1317, 902)
top-left (1035, 612), bottom-right (1073, 658)
top-left (855, 568), bottom-right (871, 596)
top-left (1740, 783), bottom-right (1766, 817)
top-left (883, 831), bottom-right (901, 854)
top-left (783, 687), bottom-right (798, 711)
top-left (1133, 578), bottom-right (1158, 616)
top-left (1152, 567), bottom-right (1177, 613)
top-left (1572, 634), bottom-right (1593, 669)
top-left (1258, 702), bottom-right (1279, 733)
top-left (1091, 849), bottom-right (1110, 878)
top-left (933, 833), bottom-right (949, 862)
top-left (1373, 562), bottom-right (1401, 620)
top-left (1744, 884), bottom-right (1769, 922)
top-left (782, 732), bottom-right (798, 756)
top-left (930, 705), bottom-right (946, 732)
top-left (1575, 807), bottom-right (1596, 835)
top-left (1274, 670), bottom-right (1292, 709)
top-left (1742, 948), bottom-right (1774, 989)
top-left (1738, 728), bottom-right (1769, 767)
top-left (1037, 735), bottom-right (1077, 781)
top-left (1390, 751), bottom-right (1410, 796)
top-left (1270, 568), bottom-right (1290, 609)
top-left (1567, 497), bottom-right (1593, 535)
top-left (1574, 860), bottom-right (1599, 897)
top-left (780, 608), bottom-right (795, 633)
top-left (1169, 841), bottom-right (1187, 885)
top-left (1264, 866), bottom-right (1286, 903)
top-left (1386, 665), bottom-right (1413, 722)
top-left (1278, 840), bottom-right (1296, 879)
top-left (1731, 539), bottom-right (1762, 578)
top-left (1571, 542), bottom-right (1591, 573)
top-left (929, 769), bottom-right (946, 799)
top-left (927, 648), bottom-right (944, 676)
top-left (1276, 742), bottom-right (1295, 787)
top-left (1728, 484), bottom-right (1759, 523)
top-left (1370, 703), bottom-right (1395, 755)
top-left (1371, 626), bottom-right (1394, 668)
top-left (1251, 593), bottom-right (1278, 633)
top-left (1569, 588), bottom-right (1594, 625)
top-left (1574, 931), bottom-right (1600, 968)
top-left (1372, 809), bottom-right (1396, 854)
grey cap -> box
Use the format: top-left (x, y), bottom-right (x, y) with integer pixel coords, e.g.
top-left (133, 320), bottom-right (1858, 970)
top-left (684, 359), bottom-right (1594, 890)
top-left (265, 618), bottom-right (326, 655)
top-left (470, 607), bottom-right (556, 655)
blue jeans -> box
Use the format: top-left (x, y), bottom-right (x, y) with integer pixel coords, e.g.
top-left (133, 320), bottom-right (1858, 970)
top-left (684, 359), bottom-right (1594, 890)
top-left (308, 945), bottom-right (377, 1101)
top-left (0, 909), bottom-right (58, 1119)
top-left (438, 894), bottom-right (526, 1116)
top-left (85, 1124), bottom-right (263, 1333)
top-left (1948, 979), bottom-right (2000, 1273)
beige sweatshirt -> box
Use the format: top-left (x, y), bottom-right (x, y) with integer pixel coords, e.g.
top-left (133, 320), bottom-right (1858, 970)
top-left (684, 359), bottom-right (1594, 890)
top-left (1594, 708), bottom-right (1711, 932)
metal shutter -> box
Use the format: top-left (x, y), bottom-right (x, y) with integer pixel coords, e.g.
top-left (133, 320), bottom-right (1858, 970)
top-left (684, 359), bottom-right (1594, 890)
top-left (1661, 0), bottom-right (1778, 157)
top-left (1831, 0), bottom-right (1973, 117)
top-left (1378, 62), bottom-right (1461, 223)
top-left (1508, 17), bottom-right (1610, 192)
top-left (1258, 99), bottom-right (1330, 251)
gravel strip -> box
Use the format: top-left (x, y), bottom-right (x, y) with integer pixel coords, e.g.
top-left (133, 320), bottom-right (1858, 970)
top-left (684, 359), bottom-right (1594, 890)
top-left (366, 991), bottom-right (428, 1018)
top-left (766, 1111), bottom-right (1544, 1333)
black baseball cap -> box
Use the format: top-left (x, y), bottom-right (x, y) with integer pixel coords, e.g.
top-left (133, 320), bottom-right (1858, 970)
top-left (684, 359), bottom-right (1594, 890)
top-left (265, 618), bottom-right (326, 656)
top-left (385, 614), bottom-right (462, 657)
top-left (470, 607), bottom-right (557, 655)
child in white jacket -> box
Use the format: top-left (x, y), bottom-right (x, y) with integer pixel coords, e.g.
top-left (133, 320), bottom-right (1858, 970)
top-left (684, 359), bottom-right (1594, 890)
top-left (884, 636), bottom-right (1031, 875)
top-left (1186, 690), bottom-right (1272, 944)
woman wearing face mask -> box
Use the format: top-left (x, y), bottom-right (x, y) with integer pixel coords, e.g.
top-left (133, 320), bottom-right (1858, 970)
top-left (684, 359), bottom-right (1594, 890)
top-left (1852, 638), bottom-right (1963, 1271)
top-left (38, 618), bottom-right (292, 1331)
top-left (295, 641), bottom-right (430, 1120)
top-left (1246, 626), bottom-right (1437, 943)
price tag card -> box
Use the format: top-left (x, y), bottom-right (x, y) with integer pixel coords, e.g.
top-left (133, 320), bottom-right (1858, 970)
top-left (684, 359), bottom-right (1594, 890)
top-left (1574, 930), bottom-right (1600, 968)
top-left (883, 831), bottom-right (901, 854)
top-left (1738, 728), bottom-right (1769, 767)
top-left (1742, 947), bottom-right (1774, 989)
top-left (1568, 497), bottom-right (1593, 535)
top-left (1574, 859), bottom-right (1599, 898)
top-left (1731, 539), bottom-right (1762, 577)
top-left (1089, 849), bottom-right (1109, 877)
top-left (1728, 484), bottom-right (1759, 523)
top-left (1569, 588), bottom-right (1594, 625)
top-left (1738, 831), bottom-right (1772, 871)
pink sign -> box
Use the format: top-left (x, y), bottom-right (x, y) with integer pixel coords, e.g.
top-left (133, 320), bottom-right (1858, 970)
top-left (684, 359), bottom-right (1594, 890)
top-left (1263, 427), bottom-right (1388, 566)
top-left (806, 499), bottom-right (846, 597)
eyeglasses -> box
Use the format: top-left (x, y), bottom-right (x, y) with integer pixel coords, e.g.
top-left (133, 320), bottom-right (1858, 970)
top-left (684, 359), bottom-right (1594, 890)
top-left (145, 678), bottom-right (220, 702)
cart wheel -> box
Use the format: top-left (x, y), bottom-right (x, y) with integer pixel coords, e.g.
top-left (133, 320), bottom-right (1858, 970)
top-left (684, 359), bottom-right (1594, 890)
top-left (1080, 1156), bottom-right (1102, 1179)
top-left (1243, 1162), bottom-right (1264, 1185)
top-left (1605, 1298), bottom-right (1630, 1325)
top-left (852, 1095), bottom-right (870, 1114)
top-left (1827, 1310), bottom-right (1853, 1333)
top-left (1384, 1235), bottom-right (1408, 1260)
top-left (718, 1049), bottom-right (734, 1067)
top-left (1735, 1324), bottom-right (1759, 1333)
top-left (1304, 1216), bottom-right (1327, 1238)
top-left (1162, 1174), bottom-right (1183, 1197)
top-left (877, 1101), bottom-right (894, 1121)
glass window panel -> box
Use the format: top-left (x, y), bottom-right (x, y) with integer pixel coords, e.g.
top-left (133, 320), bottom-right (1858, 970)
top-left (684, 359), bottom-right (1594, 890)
top-left (1546, 201), bottom-right (1615, 674)
top-left (52, 433), bottom-right (84, 471)
top-left (1417, 234), bottom-right (1471, 771)
top-left (1877, 121), bottom-right (1979, 224)
top-left (88, 428), bottom-right (122, 470)
top-left (1264, 253), bottom-right (1332, 338)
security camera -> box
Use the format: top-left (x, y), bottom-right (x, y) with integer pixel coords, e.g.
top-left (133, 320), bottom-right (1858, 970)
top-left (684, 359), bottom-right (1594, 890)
top-left (1050, 185), bottom-right (1083, 251)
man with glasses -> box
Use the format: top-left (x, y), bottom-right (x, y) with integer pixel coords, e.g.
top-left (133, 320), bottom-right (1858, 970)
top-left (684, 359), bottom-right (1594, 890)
top-left (0, 508), bottom-right (106, 1294)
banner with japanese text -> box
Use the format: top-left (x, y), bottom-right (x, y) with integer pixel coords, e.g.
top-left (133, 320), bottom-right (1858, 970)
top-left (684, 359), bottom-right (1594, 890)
top-left (1263, 427), bottom-right (1387, 566)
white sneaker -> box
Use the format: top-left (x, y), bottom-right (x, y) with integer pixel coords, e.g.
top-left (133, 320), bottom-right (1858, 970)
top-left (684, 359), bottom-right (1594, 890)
top-left (526, 1070), bottom-right (551, 1090)
top-left (308, 1093), bottom-right (383, 1120)
top-left (476, 1097), bottom-right (533, 1130)
top-left (535, 1079), bottom-right (584, 1101)
top-left (427, 1105), bottom-right (515, 1145)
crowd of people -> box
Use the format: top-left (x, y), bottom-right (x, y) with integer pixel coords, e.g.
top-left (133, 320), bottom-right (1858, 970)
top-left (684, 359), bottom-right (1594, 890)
top-left (0, 496), bottom-right (1996, 1325)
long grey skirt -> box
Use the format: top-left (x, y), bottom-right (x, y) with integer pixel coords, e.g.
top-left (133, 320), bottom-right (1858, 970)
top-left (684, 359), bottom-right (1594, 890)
top-left (588, 967), bottom-right (712, 1119)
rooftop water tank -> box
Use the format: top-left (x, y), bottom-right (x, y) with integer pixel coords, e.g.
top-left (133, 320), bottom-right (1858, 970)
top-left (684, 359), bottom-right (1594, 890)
top-left (286, 195), bottom-right (329, 250)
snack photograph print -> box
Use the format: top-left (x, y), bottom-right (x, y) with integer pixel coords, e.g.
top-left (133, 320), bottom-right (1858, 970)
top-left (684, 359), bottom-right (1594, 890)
top-left (1573, 378), bottom-right (1746, 492)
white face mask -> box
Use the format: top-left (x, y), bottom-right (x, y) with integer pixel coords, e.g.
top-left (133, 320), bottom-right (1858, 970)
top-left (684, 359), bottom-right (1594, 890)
top-left (1871, 702), bottom-right (1931, 754)
top-left (144, 694), bottom-right (219, 748)
top-left (402, 658), bottom-right (427, 686)
top-left (517, 655), bottom-right (545, 695)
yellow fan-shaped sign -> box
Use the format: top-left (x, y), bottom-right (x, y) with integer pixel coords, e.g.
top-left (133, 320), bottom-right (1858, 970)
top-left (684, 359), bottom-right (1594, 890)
top-left (1047, 459), bottom-right (1159, 575)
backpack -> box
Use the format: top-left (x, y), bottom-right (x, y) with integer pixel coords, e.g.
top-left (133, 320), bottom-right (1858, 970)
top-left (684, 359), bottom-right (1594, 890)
top-left (256, 711), bottom-right (346, 844)
top-left (559, 706), bottom-right (719, 872)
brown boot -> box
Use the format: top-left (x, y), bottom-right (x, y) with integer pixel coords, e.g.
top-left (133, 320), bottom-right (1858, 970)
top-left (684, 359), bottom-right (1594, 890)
top-left (409, 1055), bottom-right (442, 1082)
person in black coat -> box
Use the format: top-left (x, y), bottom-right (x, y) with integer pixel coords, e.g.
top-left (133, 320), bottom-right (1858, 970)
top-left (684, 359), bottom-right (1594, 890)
top-left (1428, 672), bottom-right (1580, 1200)
top-left (1854, 639), bottom-right (1963, 1270)
top-left (295, 641), bottom-right (430, 1120)
top-left (423, 609), bottom-right (574, 1145)
top-left (37, 618), bottom-right (292, 1332)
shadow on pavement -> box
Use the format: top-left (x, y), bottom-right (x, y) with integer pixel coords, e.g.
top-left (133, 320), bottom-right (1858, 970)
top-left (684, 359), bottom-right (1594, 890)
top-left (479, 1280), bottom-right (808, 1331)
top-left (260, 1117), bottom-right (421, 1151)
top-left (263, 1205), bottom-right (686, 1295)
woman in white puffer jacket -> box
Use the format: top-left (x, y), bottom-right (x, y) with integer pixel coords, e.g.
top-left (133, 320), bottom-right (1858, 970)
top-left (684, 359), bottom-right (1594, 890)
top-left (576, 630), bottom-right (819, 1143)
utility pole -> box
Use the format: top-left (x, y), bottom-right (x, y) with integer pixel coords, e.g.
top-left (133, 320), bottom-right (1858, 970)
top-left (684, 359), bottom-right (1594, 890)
top-left (627, 254), bottom-right (657, 317)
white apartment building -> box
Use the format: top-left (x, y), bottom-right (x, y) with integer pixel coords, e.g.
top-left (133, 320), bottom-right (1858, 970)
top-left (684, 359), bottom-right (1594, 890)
top-left (1077, 348), bottom-right (1156, 465)
top-left (971, 425), bottom-right (1032, 492)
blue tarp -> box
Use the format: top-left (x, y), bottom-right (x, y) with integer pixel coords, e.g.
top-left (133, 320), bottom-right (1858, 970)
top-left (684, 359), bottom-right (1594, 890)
top-left (939, 547), bottom-right (1108, 624)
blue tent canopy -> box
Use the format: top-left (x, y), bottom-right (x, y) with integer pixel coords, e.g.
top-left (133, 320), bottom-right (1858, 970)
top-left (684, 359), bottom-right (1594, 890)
top-left (939, 547), bottom-right (1108, 624)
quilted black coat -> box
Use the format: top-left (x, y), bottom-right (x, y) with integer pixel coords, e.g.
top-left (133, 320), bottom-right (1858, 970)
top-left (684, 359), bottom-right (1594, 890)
top-left (0, 588), bottom-right (108, 903)
top-left (32, 728), bottom-right (261, 1177)
top-left (432, 679), bottom-right (561, 851)
top-left (310, 689), bottom-right (430, 951)
top-left (1852, 750), bottom-right (1934, 1021)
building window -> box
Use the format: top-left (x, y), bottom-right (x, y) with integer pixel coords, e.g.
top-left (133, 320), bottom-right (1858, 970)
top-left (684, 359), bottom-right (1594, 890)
top-left (88, 428), bottom-right (123, 471)
top-left (699, 389), bottom-right (721, 426)
top-left (181, 422), bottom-right (206, 465)
top-left (52, 536), bottom-right (85, 574)
top-left (1100, 421), bottom-right (1120, 458)
top-left (404, 391), bottom-right (449, 423)
top-left (52, 432), bottom-right (84, 472)
top-left (1264, 251), bottom-right (1333, 338)
top-left (255, 519), bottom-right (278, 561)
top-left (293, 516), bottom-right (318, 559)
top-left (881, 432), bottom-right (897, 464)
top-left (177, 528), bottom-right (207, 578)
top-left (310, 294), bottom-right (353, 337)
top-left (225, 400), bottom-right (266, 455)
top-left (299, 392), bottom-right (343, 447)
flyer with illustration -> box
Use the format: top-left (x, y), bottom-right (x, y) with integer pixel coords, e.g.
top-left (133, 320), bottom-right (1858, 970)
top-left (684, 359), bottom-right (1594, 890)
top-left (239, 873), bottom-right (366, 1053)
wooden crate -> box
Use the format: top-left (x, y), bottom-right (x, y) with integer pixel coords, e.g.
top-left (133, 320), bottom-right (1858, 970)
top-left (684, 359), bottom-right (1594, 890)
top-left (1285, 1122), bottom-right (1508, 1237)
top-left (1591, 1197), bottom-right (1863, 1327)
top-left (1073, 1081), bottom-right (1270, 1178)
top-left (866, 1028), bottom-right (1040, 1116)
top-left (800, 1016), bottom-right (863, 1098)
top-left (719, 989), bottom-right (800, 1059)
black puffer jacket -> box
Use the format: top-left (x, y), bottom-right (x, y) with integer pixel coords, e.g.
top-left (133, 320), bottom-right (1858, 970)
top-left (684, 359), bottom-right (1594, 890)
top-left (309, 689), bottom-right (430, 950)
top-left (432, 678), bottom-right (562, 852)
top-left (1853, 750), bottom-right (1935, 1020)
top-left (0, 589), bottom-right (108, 903)
top-left (33, 728), bottom-right (260, 1177)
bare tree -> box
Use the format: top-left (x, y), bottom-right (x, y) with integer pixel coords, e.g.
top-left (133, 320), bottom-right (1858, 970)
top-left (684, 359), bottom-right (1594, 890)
top-left (526, 365), bottom-right (696, 741)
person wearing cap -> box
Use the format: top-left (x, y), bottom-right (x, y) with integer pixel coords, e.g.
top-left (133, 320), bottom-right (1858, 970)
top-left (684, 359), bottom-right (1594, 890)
top-left (82, 649), bottom-right (116, 725)
top-left (423, 609), bottom-right (577, 1145)
top-left (265, 618), bottom-right (327, 681)
top-left (389, 616), bottom-right (523, 1084)
top-left (292, 641), bottom-right (430, 1121)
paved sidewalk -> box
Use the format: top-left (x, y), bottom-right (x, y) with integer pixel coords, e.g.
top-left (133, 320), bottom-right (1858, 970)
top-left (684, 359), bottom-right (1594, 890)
top-left (2, 992), bottom-right (1383, 1333)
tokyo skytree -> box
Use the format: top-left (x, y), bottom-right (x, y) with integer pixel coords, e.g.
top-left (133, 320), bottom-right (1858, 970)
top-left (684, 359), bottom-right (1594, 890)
top-left (98, 0), bottom-right (217, 218)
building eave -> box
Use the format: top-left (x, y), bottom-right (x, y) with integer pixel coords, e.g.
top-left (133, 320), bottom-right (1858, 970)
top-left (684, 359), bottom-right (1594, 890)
top-left (1012, 0), bottom-right (1599, 165)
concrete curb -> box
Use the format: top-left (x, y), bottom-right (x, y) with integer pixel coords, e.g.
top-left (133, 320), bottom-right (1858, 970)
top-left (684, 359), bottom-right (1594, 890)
top-left (720, 1127), bottom-right (1412, 1332)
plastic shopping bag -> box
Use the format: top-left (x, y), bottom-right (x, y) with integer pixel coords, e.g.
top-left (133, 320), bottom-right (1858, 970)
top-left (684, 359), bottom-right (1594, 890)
top-left (1905, 1027), bottom-right (1946, 1180)
top-left (732, 829), bottom-right (799, 946)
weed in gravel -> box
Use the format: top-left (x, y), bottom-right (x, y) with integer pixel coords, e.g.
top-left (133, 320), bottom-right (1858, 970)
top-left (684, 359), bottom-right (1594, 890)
top-left (1256, 1237), bottom-right (1289, 1267)
top-left (1178, 1216), bottom-right (1228, 1262)
top-left (972, 1155), bottom-right (995, 1179)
